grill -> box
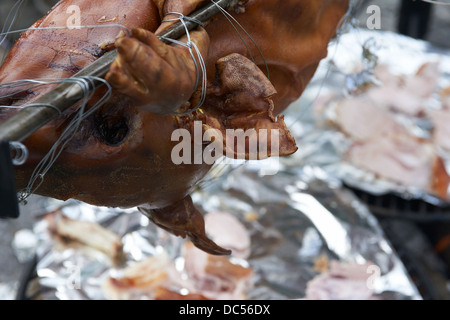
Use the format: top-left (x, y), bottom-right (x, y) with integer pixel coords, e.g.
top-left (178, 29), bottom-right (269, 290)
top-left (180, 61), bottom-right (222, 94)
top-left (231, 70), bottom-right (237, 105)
top-left (347, 185), bottom-right (450, 222)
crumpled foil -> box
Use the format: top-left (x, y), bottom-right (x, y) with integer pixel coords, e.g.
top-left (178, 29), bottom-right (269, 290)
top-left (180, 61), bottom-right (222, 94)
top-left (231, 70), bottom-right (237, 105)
top-left (284, 29), bottom-right (450, 205)
top-left (20, 29), bottom-right (429, 300)
top-left (25, 160), bottom-right (420, 300)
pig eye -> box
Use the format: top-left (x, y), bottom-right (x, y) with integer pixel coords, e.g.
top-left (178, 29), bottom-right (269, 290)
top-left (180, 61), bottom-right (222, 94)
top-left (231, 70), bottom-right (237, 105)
top-left (94, 113), bottom-right (129, 146)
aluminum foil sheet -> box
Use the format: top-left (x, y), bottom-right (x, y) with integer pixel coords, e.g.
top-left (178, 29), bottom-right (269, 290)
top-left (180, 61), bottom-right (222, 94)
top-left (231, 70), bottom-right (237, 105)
top-left (22, 161), bottom-right (420, 300)
top-left (284, 29), bottom-right (450, 206)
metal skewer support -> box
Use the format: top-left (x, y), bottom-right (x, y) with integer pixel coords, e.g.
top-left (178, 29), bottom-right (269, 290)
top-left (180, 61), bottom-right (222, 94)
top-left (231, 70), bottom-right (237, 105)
top-left (0, 0), bottom-right (236, 143)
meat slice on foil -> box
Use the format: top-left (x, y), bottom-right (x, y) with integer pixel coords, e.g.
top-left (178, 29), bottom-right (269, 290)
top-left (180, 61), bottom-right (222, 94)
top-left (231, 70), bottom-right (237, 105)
top-left (46, 209), bottom-right (124, 261)
top-left (367, 62), bottom-right (441, 117)
top-left (428, 87), bottom-right (450, 153)
top-left (305, 260), bottom-right (377, 300)
top-left (334, 95), bottom-right (407, 141)
top-left (347, 133), bottom-right (448, 195)
top-left (182, 242), bottom-right (253, 300)
top-left (329, 76), bottom-right (450, 199)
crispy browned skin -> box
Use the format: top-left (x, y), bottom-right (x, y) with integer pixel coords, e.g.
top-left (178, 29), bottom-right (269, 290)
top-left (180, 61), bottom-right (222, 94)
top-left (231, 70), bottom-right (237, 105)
top-left (0, 0), bottom-right (349, 254)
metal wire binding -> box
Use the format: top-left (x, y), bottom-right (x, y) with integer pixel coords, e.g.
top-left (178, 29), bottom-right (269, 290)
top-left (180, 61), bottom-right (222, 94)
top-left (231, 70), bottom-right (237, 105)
top-left (9, 141), bottom-right (28, 166)
top-left (16, 76), bottom-right (113, 202)
top-left (158, 12), bottom-right (208, 115)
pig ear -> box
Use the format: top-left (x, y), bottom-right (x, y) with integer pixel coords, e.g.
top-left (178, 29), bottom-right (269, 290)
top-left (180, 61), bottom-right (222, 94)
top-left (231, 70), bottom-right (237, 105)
top-left (199, 53), bottom-right (298, 160)
top-left (139, 195), bottom-right (232, 256)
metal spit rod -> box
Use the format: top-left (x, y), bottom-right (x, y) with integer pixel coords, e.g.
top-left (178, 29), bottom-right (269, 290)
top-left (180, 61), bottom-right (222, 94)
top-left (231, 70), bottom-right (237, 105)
top-left (0, 0), bottom-right (236, 143)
